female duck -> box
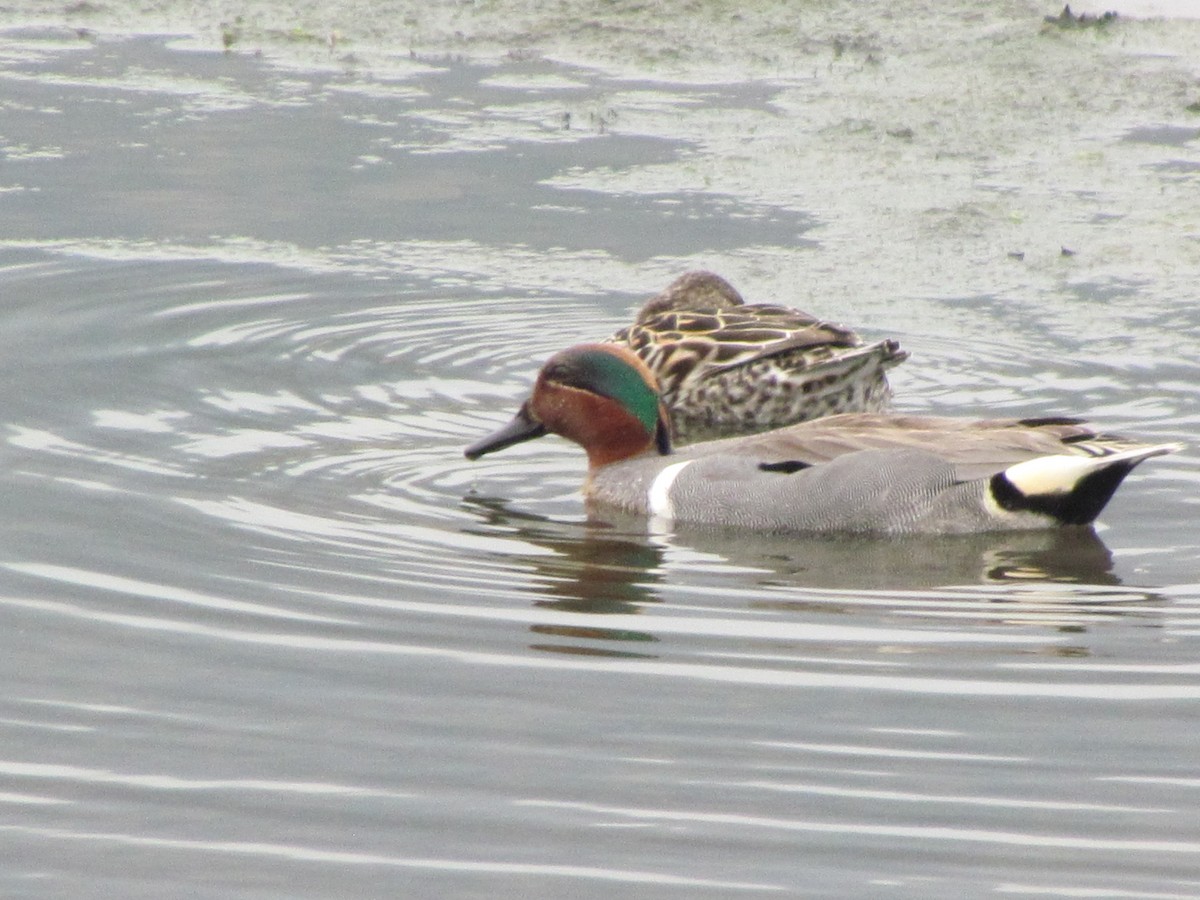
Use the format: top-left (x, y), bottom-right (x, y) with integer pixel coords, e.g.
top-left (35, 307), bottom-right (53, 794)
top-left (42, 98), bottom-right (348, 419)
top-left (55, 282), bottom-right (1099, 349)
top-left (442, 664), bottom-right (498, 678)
top-left (465, 343), bottom-right (1179, 535)
top-left (606, 271), bottom-right (907, 443)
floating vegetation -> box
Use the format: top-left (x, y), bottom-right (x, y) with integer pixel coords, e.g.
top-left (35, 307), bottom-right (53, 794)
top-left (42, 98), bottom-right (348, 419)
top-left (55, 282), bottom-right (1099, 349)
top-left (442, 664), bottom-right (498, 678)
top-left (221, 16), bottom-right (242, 51)
top-left (1043, 5), bottom-right (1118, 29)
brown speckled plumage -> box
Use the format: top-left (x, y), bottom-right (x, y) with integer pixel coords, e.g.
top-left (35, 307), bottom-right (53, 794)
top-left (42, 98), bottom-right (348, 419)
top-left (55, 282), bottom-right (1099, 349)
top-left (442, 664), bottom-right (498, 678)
top-left (607, 271), bottom-right (907, 443)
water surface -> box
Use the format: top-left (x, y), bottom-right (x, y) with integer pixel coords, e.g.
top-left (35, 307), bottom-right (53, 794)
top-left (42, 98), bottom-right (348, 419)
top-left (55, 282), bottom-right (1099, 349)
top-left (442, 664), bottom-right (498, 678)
top-left (1, 20), bottom-right (1199, 899)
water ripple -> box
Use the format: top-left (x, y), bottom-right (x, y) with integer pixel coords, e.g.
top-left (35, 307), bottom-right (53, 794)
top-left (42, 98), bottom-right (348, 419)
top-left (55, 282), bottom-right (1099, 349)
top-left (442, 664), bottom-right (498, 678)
top-left (0, 825), bottom-right (783, 891)
top-left (516, 800), bottom-right (1200, 854)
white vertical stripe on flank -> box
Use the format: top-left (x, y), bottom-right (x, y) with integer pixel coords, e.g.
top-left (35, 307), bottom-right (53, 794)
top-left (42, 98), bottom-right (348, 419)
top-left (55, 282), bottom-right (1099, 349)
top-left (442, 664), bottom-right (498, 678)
top-left (647, 460), bottom-right (693, 529)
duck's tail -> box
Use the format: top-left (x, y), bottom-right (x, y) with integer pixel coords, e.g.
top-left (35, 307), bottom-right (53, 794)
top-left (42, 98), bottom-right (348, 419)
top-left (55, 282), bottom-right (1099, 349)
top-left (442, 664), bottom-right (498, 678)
top-left (989, 442), bottom-right (1182, 525)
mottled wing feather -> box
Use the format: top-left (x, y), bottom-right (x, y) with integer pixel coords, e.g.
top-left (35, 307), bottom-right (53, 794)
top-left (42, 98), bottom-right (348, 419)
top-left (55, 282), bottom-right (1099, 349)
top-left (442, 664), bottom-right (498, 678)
top-left (702, 331), bottom-right (905, 372)
top-left (604, 272), bottom-right (909, 441)
top-left (611, 305), bottom-right (870, 395)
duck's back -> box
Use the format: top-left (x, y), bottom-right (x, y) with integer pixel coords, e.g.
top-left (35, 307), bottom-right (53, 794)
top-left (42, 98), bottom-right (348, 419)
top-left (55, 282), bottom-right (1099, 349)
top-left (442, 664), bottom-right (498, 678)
top-left (605, 271), bottom-right (907, 443)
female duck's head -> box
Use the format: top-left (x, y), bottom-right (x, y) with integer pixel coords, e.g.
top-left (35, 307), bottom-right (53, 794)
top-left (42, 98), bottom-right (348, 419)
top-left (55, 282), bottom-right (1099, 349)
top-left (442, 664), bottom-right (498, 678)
top-left (464, 343), bottom-right (672, 467)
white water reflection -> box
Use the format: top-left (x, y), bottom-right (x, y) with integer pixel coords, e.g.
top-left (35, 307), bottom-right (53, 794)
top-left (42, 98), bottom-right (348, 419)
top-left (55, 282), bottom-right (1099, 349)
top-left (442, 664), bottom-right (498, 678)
top-left (0, 826), bottom-right (785, 892)
top-left (517, 800), bottom-right (1200, 854)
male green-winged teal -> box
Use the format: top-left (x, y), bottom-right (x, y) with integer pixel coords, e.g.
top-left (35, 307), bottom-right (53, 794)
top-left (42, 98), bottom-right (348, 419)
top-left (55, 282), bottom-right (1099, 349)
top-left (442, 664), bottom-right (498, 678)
top-left (465, 343), bottom-right (1179, 534)
top-left (605, 271), bottom-right (907, 443)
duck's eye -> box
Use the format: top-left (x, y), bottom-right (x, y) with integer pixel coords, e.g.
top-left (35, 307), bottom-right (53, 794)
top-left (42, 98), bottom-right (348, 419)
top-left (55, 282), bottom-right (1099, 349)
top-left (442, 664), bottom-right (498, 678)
top-left (544, 359), bottom-right (588, 391)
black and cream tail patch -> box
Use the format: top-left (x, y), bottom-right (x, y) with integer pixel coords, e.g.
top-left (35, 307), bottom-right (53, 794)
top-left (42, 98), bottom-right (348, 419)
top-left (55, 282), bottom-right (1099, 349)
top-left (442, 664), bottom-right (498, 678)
top-left (989, 443), bottom-right (1182, 526)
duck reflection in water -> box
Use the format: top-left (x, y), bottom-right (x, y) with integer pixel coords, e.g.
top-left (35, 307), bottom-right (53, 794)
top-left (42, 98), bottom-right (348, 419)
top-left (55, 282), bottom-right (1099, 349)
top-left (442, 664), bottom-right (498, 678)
top-left (461, 495), bottom-right (666, 659)
top-left (638, 520), bottom-right (1122, 590)
top-left (461, 494), bottom-right (1136, 658)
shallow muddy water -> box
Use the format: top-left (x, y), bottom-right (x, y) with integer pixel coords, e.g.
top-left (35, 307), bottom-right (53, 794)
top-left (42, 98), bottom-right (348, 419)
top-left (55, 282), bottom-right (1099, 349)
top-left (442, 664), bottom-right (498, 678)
top-left (1, 10), bottom-right (1199, 898)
